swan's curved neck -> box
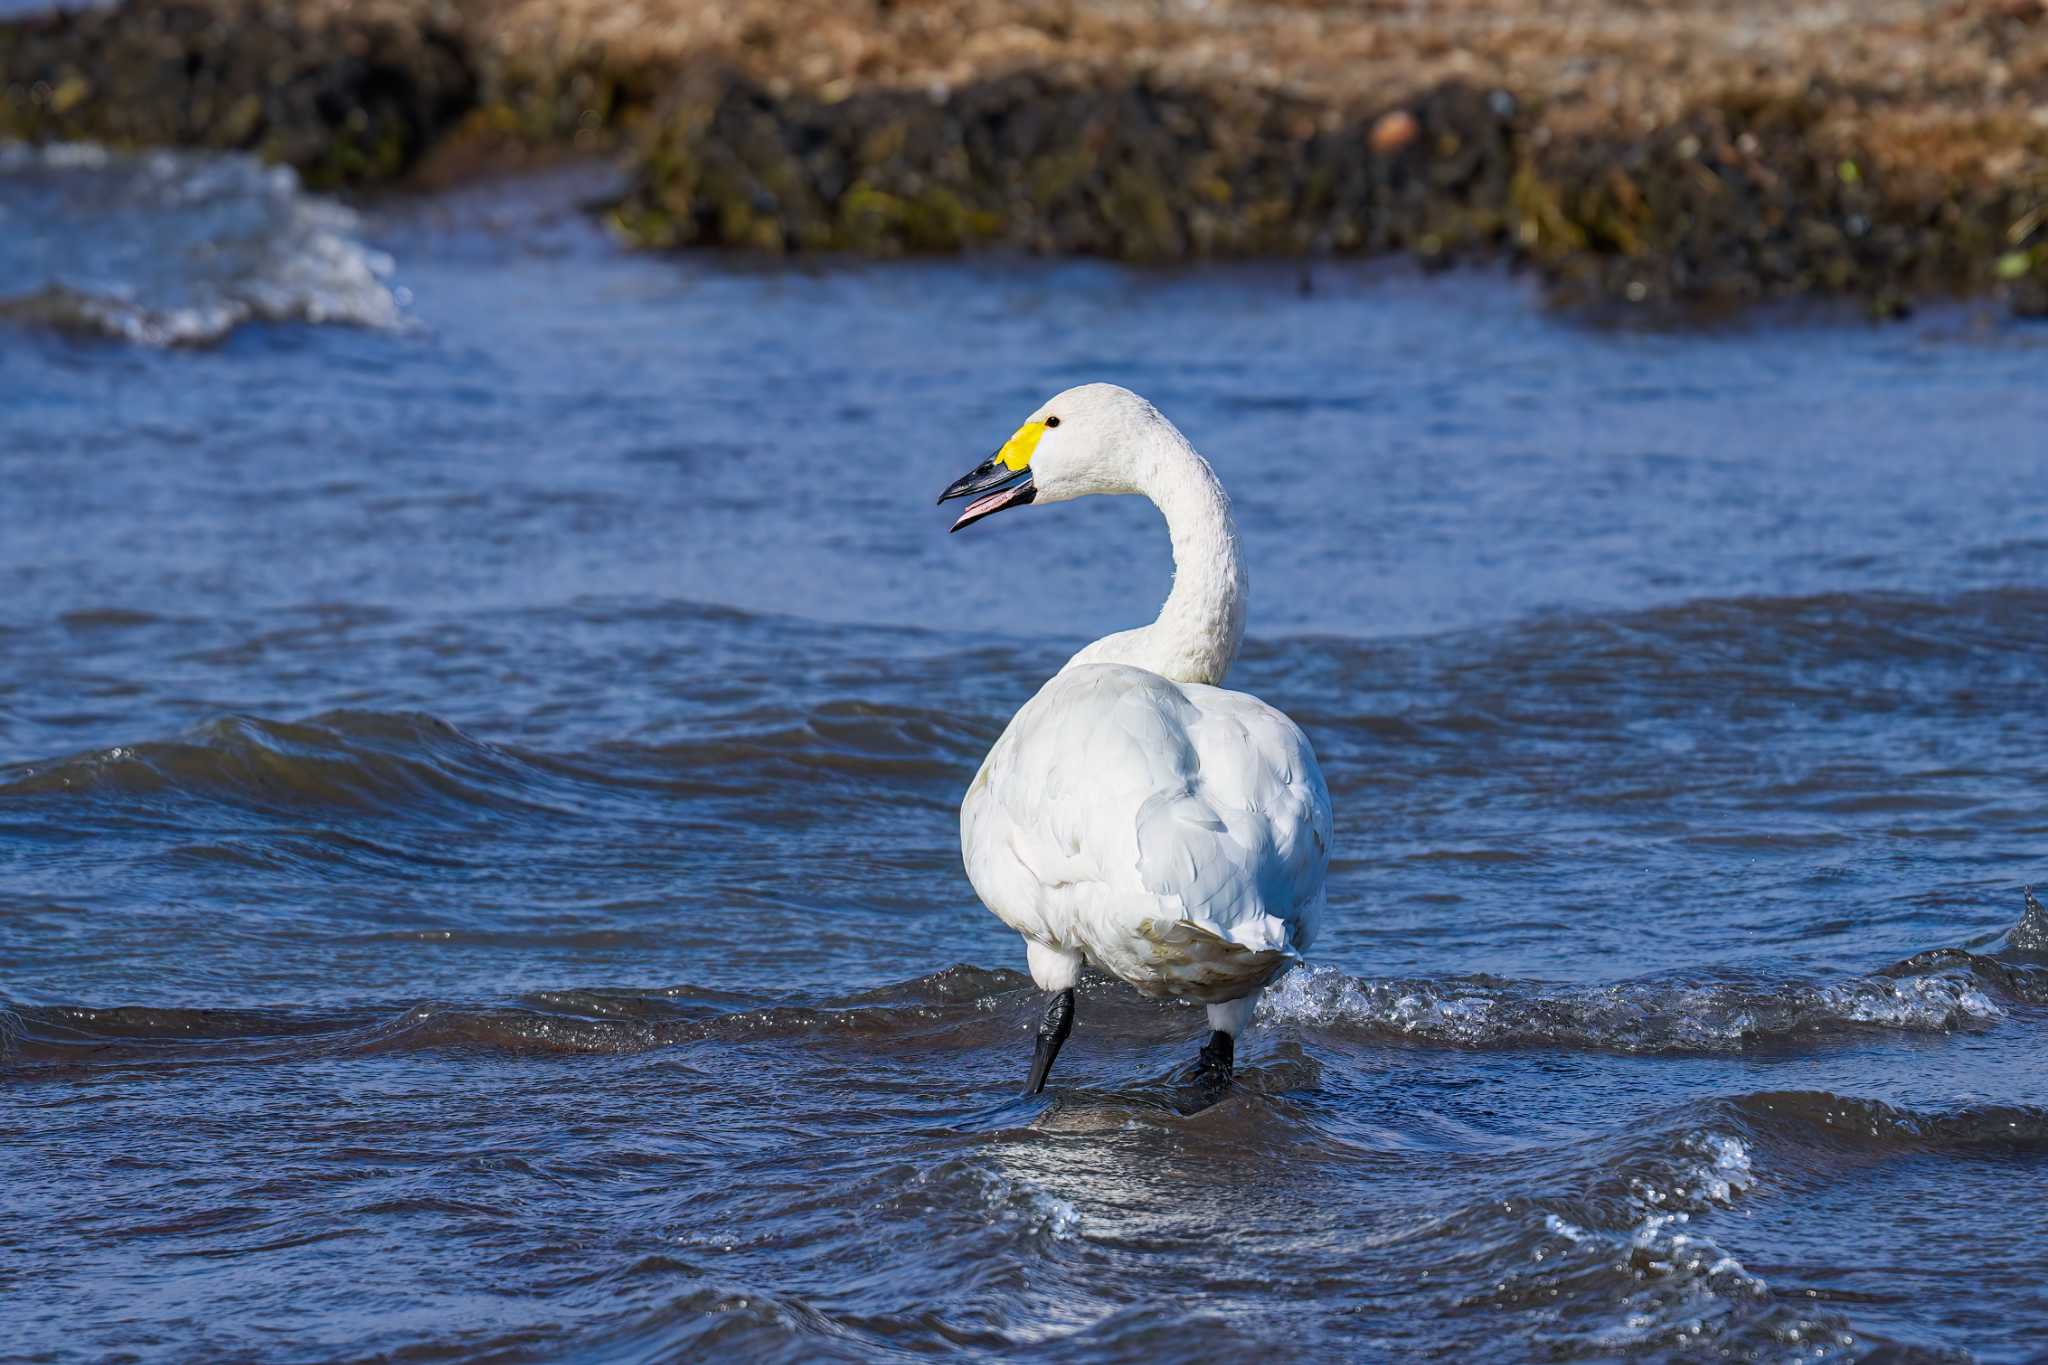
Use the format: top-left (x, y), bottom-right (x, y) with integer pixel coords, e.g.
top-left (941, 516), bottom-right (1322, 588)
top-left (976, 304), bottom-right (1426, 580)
top-left (1066, 425), bottom-right (1247, 687)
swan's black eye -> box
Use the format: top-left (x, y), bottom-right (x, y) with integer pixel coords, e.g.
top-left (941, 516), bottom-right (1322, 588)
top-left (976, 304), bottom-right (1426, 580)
top-left (1045, 415), bottom-right (1060, 428)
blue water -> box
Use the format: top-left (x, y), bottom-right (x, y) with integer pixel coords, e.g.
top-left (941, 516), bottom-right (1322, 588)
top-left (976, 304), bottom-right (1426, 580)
top-left (3, 148), bottom-right (2047, 1362)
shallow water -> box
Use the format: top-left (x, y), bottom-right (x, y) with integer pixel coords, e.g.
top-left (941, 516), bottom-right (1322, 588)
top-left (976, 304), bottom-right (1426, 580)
top-left (3, 146), bottom-right (2047, 1362)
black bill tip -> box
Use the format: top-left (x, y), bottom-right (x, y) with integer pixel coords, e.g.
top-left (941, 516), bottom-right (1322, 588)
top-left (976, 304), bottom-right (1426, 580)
top-left (939, 451), bottom-right (1027, 505)
top-left (940, 449), bottom-right (1036, 530)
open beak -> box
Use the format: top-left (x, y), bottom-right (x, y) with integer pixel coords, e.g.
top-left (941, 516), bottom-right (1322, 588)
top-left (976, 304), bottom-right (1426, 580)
top-left (937, 453), bottom-right (1036, 533)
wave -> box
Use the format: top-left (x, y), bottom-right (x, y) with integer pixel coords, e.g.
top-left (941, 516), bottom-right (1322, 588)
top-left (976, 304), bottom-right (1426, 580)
top-left (10, 884), bottom-right (2041, 1075)
top-left (1583, 586), bottom-right (2048, 655)
top-left (1347, 1097), bottom-right (1824, 1356)
top-left (1733, 1089), bottom-right (2048, 1153)
top-left (0, 691), bottom-right (999, 826)
top-left (1399, 1081), bottom-right (2048, 1356)
top-left (337, 967), bottom-right (1040, 1056)
top-left (2010, 884), bottom-right (2048, 952)
top-left (601, 697), bottom-right (994, 796)
top-left (0, 710), bottom-right (574, 819)
top-left (1491, 1127), bottom-right (1794, 1356)
top-left (0, 142), bottom-right (404, 345)
top-left (0, 1001), bottom-right (376, 1070)
top-left (879, 1157), bottom-right (1081, 1241)
top-left (1270, 888), bottom-right (2047, 1054)
top-left (10, 883), bottom-right (2043, 1070)
top-left (1262, 962), bottom-right (2005, 1053)
top-left (0, 966), bottom-right (1034, 1069)
top-left (1263, 585), bottom-right (2048, 713)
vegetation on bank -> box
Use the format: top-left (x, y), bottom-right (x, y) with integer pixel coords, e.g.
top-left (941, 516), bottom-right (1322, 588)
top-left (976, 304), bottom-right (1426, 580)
top-left (4, 0), bottom-right (2044, 316)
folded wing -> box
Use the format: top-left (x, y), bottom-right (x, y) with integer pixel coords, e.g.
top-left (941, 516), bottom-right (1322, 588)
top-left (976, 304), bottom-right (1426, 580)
top-left (962, 663), bottom-right (1331, 997)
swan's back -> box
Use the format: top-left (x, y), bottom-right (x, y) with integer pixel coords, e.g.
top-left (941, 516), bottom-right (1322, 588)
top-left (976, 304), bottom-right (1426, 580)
top-left (962, 663), bottom-right (1331, 1000)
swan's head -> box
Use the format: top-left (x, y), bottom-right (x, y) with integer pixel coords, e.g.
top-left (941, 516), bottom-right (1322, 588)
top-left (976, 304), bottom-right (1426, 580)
top-left (938, 383), bottom-right (1163, 532)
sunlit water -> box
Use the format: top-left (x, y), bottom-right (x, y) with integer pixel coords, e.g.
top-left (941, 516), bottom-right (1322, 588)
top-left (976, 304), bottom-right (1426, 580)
top-left (3, 146), bottom-right (2046, 1362)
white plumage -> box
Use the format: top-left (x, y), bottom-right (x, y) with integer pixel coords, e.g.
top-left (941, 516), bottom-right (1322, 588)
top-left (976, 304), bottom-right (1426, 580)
top-left (939, 383), bottom-right (1333, 1087)
top-left (964, 663), bottom-right (1329, 1002)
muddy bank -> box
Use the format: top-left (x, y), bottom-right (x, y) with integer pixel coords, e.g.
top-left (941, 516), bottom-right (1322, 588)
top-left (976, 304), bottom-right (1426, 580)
top-left (4, 0), bottom-right (2046, 314)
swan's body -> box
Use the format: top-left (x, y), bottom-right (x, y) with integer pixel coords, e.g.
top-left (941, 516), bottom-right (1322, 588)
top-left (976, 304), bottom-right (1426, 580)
top-left (938, 384), bottom-right (1333, 1094)
top-left (964, 663), bottom-right (1329, 1003)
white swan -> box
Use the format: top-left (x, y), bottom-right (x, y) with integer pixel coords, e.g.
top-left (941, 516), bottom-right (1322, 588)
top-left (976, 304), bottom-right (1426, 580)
top-left (938, 384), bottom-right (1332, 1096)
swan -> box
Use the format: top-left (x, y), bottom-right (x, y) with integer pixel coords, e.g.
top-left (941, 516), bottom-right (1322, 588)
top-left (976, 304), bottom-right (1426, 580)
top-left (937, 383), bottom-right (1332, 1097)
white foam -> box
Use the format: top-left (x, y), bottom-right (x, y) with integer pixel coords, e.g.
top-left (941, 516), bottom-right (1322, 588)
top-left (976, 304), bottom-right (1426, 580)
top-left (900, 1160), bottom-right (1082, 1242)
top-left (1506, 1130), bottom-right (1869, 1356)
top-left (1587, 1134), bottom-right (1773, 1348)
top-left (1259, 961), bottom-right (2004, 1052)
top-left (1, 141), bottom-right (406, 346)
top-left (1830, 974), bottom-right (2001, 1029)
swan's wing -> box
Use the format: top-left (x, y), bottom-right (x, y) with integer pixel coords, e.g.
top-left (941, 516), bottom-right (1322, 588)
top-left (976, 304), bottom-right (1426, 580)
top-left (963, 664), bottom-right (1331, 960)
top-left (1146, 681), bottom-right (1331, 953)
top-left (962, 665), bottom-right (1185, 943)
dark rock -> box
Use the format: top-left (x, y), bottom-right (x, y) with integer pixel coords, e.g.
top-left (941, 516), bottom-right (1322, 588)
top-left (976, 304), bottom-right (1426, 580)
top-left (6, 0), bottom-right (2046, 319)
top-left (614, 69), bottom-right (1520, 266)
top-left (0, 1), bottom-right (476, 187)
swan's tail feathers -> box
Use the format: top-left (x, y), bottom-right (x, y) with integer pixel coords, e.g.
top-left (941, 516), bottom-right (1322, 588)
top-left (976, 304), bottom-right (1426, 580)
top-left (1133, 916), bottom-right (1295, 1003)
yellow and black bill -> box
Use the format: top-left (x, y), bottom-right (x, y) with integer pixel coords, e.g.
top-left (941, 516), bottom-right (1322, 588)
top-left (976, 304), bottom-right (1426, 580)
top-left (937, 420), bottom-right (1047, 533)
top-left (937, 455), bottom-right (1034, 532)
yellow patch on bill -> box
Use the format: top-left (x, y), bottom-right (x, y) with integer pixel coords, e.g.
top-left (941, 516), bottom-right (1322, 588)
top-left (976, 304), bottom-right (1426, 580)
top-left (996, 421), bottom-right (1048, 471)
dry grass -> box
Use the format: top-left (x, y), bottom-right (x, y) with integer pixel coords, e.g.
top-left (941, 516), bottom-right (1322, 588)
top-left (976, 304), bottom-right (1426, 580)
top-left (442, 0), bottom-right (2048, 173)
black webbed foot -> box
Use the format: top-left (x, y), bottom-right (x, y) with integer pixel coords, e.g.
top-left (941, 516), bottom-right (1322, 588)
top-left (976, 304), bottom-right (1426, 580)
top-left (1024, 988), bottom-right (1075, 1095)
top-left (1186, 1029), bottom-right (1234, 1098)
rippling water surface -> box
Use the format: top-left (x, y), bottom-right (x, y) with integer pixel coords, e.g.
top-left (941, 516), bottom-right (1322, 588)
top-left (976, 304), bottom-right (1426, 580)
top-left (3, 147), bottom-right (2047, 1362)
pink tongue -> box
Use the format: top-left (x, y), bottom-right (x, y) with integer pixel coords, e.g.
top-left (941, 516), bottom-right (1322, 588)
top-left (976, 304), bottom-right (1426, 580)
top-left (952, 482), bottom-right (1029, 530)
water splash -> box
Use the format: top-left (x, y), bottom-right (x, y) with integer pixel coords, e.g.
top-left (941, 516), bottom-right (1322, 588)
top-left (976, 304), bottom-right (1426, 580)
top-left (889, 1159), bottom-right (1082, 1242)
top-left (0, 142), bottom-right (404, 344)
top-left (2012, 886), bottom-right (2048, 953)
top-left (1261, 960), bottom-right (2002, 1053)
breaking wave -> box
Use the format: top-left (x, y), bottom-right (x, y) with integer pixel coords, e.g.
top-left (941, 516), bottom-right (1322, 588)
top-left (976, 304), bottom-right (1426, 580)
top-left (1492, 1127), bottom-right (1794, 1355)
top-left (881, 1158), bottom-right (1082, 1242)
top-left (0, 142), bottom-right (404, 345)
top-left (1261, 888), bottom-right (2047, 1053)
top-left (1262, 961), bottom-right (2006, 1053)
top-left (9, 887), bottom-right (2041, 1072)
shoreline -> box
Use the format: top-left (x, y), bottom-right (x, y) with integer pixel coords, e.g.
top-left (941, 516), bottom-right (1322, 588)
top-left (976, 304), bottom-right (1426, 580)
top-left (4, 0), bottom-right (2045, 317)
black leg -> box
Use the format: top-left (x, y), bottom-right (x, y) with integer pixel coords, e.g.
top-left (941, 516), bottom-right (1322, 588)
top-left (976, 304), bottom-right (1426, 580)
top-left (1024, 988), bottom-right (1075, 1095)
top-left (1188, 1029), bottom-right (1234, 1096)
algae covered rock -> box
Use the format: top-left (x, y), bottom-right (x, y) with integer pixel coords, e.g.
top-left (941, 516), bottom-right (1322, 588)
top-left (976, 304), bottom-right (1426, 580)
top-left (0, 0), bottom-right (475, 187)
top-left (613, 69), bottom-right (1523, 264)
top-left (5, 0), bottom-right (2046, 316)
